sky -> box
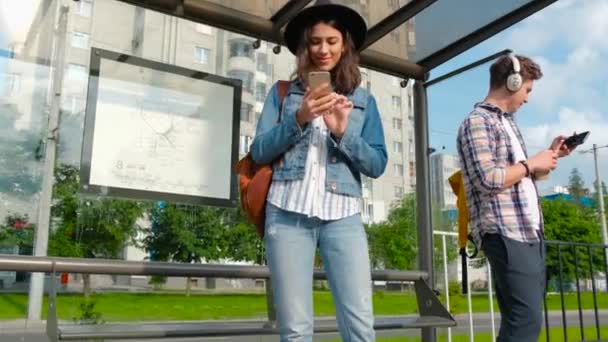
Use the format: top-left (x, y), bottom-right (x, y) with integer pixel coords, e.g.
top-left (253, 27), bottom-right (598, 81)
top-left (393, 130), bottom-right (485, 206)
top-left (426, 0), bottom-right (608, 195)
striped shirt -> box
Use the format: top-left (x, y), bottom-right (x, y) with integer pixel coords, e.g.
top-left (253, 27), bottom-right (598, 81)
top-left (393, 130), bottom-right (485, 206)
top-left (457, 102), bottom-right (543, 248)
top-left (267, 116), bottom-right (360, 220)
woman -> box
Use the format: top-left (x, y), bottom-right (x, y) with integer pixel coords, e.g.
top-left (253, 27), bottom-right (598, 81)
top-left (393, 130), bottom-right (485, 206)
top-left (250, 1), bottom-right (387, 341)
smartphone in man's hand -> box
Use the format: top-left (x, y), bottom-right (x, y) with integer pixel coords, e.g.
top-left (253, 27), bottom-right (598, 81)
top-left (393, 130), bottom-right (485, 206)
top-left (563, 131), bottom-right (590, 149)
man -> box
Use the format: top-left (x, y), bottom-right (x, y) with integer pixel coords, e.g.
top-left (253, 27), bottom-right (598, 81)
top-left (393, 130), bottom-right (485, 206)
top-left (457, 54), bottom-right (573, 342)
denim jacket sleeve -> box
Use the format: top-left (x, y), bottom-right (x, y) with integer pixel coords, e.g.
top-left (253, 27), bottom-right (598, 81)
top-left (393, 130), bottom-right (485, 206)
top-left (336, 95), bottom-right (388, 178)
top-left (250, 82), bottom-right (303, 164)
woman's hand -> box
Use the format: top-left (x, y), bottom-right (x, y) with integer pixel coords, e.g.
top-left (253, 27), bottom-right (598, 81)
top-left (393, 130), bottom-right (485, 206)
top-left (324, 95), bottom-right (353, 138)
top-left (296, 85), bottom-right (337, 127)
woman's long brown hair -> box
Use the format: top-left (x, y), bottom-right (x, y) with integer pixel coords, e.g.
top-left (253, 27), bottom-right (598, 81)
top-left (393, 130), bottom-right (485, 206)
top-left (294, 19), bottom-right (361, 95)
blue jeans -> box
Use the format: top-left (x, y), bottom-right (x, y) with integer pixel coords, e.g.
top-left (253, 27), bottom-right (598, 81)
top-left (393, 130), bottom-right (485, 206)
top-left (264, 203), bottom-right (375, 342)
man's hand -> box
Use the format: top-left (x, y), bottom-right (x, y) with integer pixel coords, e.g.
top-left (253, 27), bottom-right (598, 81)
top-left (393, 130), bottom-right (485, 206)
top-left (528, 149), bottom-right (558, 174)
top-left (549, 134), bottom-right (575, 158)
top-left (296, 85), bottom-right (337, 127)
top-left (323, 95), bottom-right (352, 138)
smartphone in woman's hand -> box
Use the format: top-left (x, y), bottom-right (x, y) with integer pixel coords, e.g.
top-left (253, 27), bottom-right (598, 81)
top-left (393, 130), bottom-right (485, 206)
top-left (308, 71), bottom-right (331, 94)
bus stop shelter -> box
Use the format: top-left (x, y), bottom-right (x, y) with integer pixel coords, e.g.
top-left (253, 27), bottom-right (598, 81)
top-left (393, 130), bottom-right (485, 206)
top-left (95, 1), bottom-right (559, 340)
top-left (0, 1), bottom-right (559, 341)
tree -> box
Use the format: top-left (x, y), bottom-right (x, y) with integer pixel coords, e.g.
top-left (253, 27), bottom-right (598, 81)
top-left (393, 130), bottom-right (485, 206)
top-left (143, 203), bottom-right (233, 295)
top-left (0, 213), bottom-right (35, 253)
top-left (48, 164), bottom-right (144, 296)
top-left (541, 198), bottom-right (603, 286)
top-left (222, 207), bottom-right (264, 265)
top-left (366, 194), bottom-right (418, 271)
top-left (568, 168), bottom-right (587, 202)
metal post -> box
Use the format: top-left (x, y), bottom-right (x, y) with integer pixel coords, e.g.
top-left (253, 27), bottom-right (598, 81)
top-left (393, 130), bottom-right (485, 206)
top-left (441, 235), bottom-right (451, 342)
top-left (592, 144), bottom-right (608, 266)
top-left (466, 257), bottom-right (474, 342)
top-left (557, 245), bottom-right (568, 341)
top-left (486, 260), bottom-right (496, 341)
top-left (587, 246), bottom-right (601, 340)
top-left (413, 80), bottom-right (435, 342)
top-left (264, 279), bottom-right (277, 327)
top-left (573, 245), bottom-right (585, 341)
top-left (28, 4), bottom-right (69, 321)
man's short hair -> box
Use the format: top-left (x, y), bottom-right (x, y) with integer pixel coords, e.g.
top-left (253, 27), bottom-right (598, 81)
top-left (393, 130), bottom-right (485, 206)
top-left (489, 55), bottom-right (543, 90)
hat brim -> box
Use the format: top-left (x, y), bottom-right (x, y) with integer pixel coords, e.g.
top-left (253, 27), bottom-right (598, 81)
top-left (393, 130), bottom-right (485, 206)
top-left (283, 4), bottom-right (367, 55)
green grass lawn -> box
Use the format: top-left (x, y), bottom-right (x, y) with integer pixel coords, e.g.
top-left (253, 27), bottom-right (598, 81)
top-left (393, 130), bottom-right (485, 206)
top-left (0, 291), bottom-right (607, 321)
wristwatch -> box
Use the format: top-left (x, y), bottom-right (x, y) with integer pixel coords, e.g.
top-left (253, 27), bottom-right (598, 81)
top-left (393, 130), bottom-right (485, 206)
top-left (519, 160), bottom-right (530, 177)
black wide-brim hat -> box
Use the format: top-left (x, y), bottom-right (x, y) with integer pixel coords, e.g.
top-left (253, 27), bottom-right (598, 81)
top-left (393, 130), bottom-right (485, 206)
top-left (283, 0), bottom-right (367, 55)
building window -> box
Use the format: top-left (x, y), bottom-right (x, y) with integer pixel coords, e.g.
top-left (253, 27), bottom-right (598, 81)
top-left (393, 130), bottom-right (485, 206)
top-left (195, 47), bottom-right (210, 64)
top-left (195, 23), bottom-right (213, 35)
top-left (78, 0), bottom-right (93, 17)
top-left (239, 135), bottom-right (253, 154)
top-left (393, 141), bottom-right (403, 153)
top-left (229, 39), bottom-right (254, 59)
top-left (387, 0), bottom-right (400, 9)
top-left (66, 64), bottom-right (88, 83)
top-left (256, 53), bottom-right (269, 73)
top-left (392, 118), bottom-right (402, 130)
top-left (408, 31), bottom-right (416, 46)
top-left (390, 31), bottom-right (400, 43)
top-left (392, 95), bottom-right (401, 113)
top-left (1, 73), bottom-right (21, 97)
top-left (394, 186), bottom-right (404, 198)
top-left (228, 70), bottom-right (254, 93)
top-left (71, 32), bottom-right (89, 49)
top-left (255, 82), bottom-right (266, 102)
top-left (394, 164), bottom-right (404, 177)
top-left (240, 103), bottom-right (253, 122)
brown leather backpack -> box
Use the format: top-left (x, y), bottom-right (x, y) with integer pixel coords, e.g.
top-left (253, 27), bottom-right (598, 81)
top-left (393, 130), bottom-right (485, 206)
top-left (235, 80), bottom-right (289, 238)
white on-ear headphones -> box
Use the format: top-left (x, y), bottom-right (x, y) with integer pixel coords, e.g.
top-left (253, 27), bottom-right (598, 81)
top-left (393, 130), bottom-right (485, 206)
top-left (506, 55), bottom-right (523, 92)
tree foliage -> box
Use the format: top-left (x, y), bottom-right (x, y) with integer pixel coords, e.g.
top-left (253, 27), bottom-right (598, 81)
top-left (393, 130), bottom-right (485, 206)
top-left (541, 198), bottom-right (603, 282)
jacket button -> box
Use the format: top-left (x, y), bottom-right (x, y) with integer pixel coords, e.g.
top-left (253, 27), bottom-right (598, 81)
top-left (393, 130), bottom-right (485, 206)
top-left (331, 183), bottom-right (337, 190)
top-left (331, 157), bottom-right (337, 163)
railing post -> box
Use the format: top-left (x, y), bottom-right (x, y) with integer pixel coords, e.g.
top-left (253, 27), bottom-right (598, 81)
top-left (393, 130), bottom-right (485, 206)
top-left (588, 246), bottom-right (601, 340)
top-left (46, 263), bottom-right (59, 342)
top-left (486, 260), bottom-right (496, 341)
top-left (441, 234), bottom-right (451, 342)
top-left (466, 257), bottom-right (474, 342)
top-left (264, 278), bottom-right (277, 327)
top-left (572, 244), bottom-right (585, 341)
top-left (557, 244), bottom-right (568, 341)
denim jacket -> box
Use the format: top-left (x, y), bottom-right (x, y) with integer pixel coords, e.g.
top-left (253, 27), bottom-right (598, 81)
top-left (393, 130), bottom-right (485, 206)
top-left (251, 80), bottom-right (387, 197)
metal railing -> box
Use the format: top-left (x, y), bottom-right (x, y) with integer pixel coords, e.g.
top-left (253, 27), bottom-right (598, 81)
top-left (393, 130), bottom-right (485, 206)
top-left (544, 240), bottom-right (608, 342)
top-left (0, 254), bottom-right (455, 341)
top-left (433, 231), bottom-right (608, 342)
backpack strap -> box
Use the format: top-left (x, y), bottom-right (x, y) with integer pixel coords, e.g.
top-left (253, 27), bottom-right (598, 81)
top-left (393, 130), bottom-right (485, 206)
top-left (276, 80), bottom-right (289, 123)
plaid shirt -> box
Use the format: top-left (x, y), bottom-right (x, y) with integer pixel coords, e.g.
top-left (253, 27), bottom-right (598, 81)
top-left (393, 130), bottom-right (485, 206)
top-left (457, 102), bottom-right (543, 248)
